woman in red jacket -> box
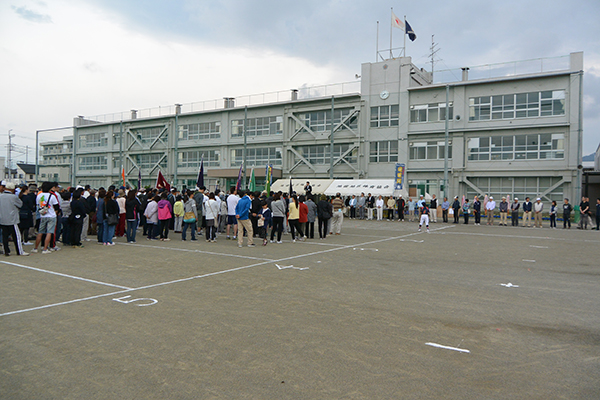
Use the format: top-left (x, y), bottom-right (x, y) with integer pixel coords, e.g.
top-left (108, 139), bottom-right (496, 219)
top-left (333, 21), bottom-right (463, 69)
top-left (298, 195), bottom-right (309, 241)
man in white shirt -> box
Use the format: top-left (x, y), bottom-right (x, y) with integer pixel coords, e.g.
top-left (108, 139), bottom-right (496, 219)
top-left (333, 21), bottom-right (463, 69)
top-left (33, 182), bottom-right (60, 254)
top-left (534, 198), bottom-right (544, 228)
top-left (486, 196), bottom-right (496, 225)
top-left (226, 187), bottom-right (240, 239)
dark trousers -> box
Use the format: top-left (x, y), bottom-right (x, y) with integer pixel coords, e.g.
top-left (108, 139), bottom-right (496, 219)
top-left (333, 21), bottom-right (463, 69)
top-left (205, 220), bottom-right (216, 240)
top-left (1, 224), bottom-right (24, 255)
top-left (289, 219), bottom-right (303, 240)
top-left (270, 216), bottom-right (284, 241)
top-left (97, 221), bottom-right (104, 243)
top-left (182, 221), bottom-right (196, 240)
top-left (453, 209), bottom-right (460, 223)
top-left (318, 218), bottom-right (330, 238)
top-left (70, 220), bottom-right (83, 246)
top-left (511, 211), bottom-right (519, 226)
top-left (463, 213), bottom-right (469, 224)
top-left (159, 220), bottom-right (169, 239)
top-left (399, 209), bottom-right (405, 221)
top-left (126, 220), bottom-right (137, 242)
top-left (306, 222), bottom-right (315, 239)
top-left (60, 216), bottom-right (71, 245)
top-left (563, 215), bottom-right (571, 228)
top-left (442, 209), bottom-right (448, 222)
top-left (141, 214), bottom-right (148, 235)
top-left (474, 211), bottom-right (481, 224)
top-left (350, 207), bottom-right (356, 218)
top-left (250, 215), bottom-right (259, 237)
top-left (550, 214), bottom-right (556, 228)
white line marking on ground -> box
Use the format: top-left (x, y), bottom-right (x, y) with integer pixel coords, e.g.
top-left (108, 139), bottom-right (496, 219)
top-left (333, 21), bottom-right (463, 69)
top-left (123, 242), bottom-right (274, 261)
top-left (1, 225), bottom-right (451, 318)
top-left (425, 342), bottom-right (470, 353)
top-left (500, 283), bottom-right (519, 288)
top-left (275, 264), bottom-right (309, 271)
top-left (522, 259), bottom-right (536, 263)
top-left (436, 230), bottom-right (599, 243)
top-left (0, 261), bottom-right (132, 290)
top-left (529, 245), bottom-right (549, 248)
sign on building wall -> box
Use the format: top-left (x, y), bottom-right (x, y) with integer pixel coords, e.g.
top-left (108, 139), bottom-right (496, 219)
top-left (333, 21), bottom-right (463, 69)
top-left (395, 163), bottom-right (405, 190)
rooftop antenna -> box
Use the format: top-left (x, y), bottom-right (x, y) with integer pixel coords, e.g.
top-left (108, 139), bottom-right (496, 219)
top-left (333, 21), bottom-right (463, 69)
top-left (429, 34), bottom-right (441, 82)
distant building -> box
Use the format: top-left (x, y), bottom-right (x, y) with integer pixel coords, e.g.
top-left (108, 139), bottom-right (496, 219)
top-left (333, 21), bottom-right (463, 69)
top-left (16, 163), bottom-right (36, 184)
top-left (39, 52), bottom-right (584, 203)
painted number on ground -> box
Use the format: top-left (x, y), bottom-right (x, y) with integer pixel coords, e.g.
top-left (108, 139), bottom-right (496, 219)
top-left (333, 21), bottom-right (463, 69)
top-left (112, 295), bottom-right (158, 307)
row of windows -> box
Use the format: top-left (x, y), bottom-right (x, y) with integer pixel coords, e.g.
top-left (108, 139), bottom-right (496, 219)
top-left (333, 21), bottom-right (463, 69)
top-left (370, 141), bottom-right (398, 163)
top-left (79, 156), bottom-right (107, 170)
top-left (231, 116), bottom-right (283, 137)
top-left (295, 144), bottom-right (357, 165)
top-left (296, 108), bottom-right (358, 133)
top-left (467, 133), bottom-right (564, 161)
top-left (80, 133), bottom-right (107, 148)
top-left (178, 150), bottom-right (220, 168)
top-left (231, 147), bottom-right (282, 167)
top-left (370, 105), bottom-right (399, 128)
top-left (469, 90), bottom-right (565, 121)
top-left (409, 141), bottom-right (452, 160)
top-left (134, 153), bottom-right (167, 169)
top-left (132, 127), bottom-right (165, 144)
top-left (410, 103), bottom-right (453, 123)
top-left (179, 122), bottom-right (221, 140)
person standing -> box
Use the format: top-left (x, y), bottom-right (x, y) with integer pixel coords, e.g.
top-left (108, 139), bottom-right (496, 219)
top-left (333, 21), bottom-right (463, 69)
top-left (485, 196), bottom-right (496, 225)
top-left (0, 182), bottom-right (28, 256)
top-left (235, 190), bottom-right (255, 247)
top-left (193, 186), bottom-right (205, 235)
top-left (386, 196), bottom-right (396, 220)
top-left (331, 193), bottom-right (344, 235)
top-left (579, 196), bottom-right (590, 230)
top-left (430, 194), bottom-right (438, 223)
top-left (270, 193), bottom-right (286, 243)
top-left (125, 190), bottom-right (140, 243)
top-left (298, 195), bottom-right (308, 239)
top-left (33, 182), bottom-right (60, 254)
top-left (304, 181), bottom-right (312, 195)
top-left (69, 190), bottom-right (86, 248)
top-left (366, 193), bottom-right (375, 220)
top-left (441, 197), bottom-right (449, 223)
top-left (96, 189), bottom-right (106, 244)
top-left (472, 196), bottom-right (481, 225)
top-left (317, 195), bottom-right (333, 239)
top-left (226, 187), bottom-right (239, 240)
top-left (522, 197), bottom-right (533, 227)
top-left (173, 195), bottom-right (184, 233)
top-left (116, 189), bottom-right (127, 237)
top-left (549, 200), bottom-right (558, 229)
top-left (305, 195), bottom-right (317, 239)
top-left (349, 195), bottom-right (357, 219)
top-left (462, 199), bottom-right (470, 224)
top-left (562, 198), bottom-right (572, 229)
top-left (452, 196), bottom-right (461, 224)
top-left (157, 192), bottom-right (173, 241)
top-left (287, 194), bottom-right (304, 242)
top-left (181, 195), bottom-right (198, 241)
top-left (418, 203), bottom-right (430, 233)
top-left (375, 195), bottom-right (384, 221)
top-left (499, 197), bottom-right (509, 226)
top-left (258, 201), bottom-right (272, 246)
top-left (204, 192), bottom-right (220, 242)
top-left (144, 195), bottom-right (159, 240)
top-left (407, 197), bottom-right (415, 222)
top-left (18, 185), bottom-right (36, 246)
top-left (510, 198), bottom-right (520, 226)
top-left (103, 190), bottom-right (119, 246)
top-left (357, 193), bottom-right (366, 220)
top-left (534, 198), bottom-right (544, 228)
top-left (396, 195), bottom-right (405, 222)
top-left (595, 198), bottom-right (600, 231)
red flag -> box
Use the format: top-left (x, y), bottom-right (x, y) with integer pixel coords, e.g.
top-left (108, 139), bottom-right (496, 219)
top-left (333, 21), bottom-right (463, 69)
top-left (156, 170), bottom-right (171, 191)
top-left (121, 166), bottom-right (126, 186)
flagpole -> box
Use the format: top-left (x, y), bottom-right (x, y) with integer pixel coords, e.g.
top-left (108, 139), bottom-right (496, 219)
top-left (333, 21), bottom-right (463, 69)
top-left (403, 15), bottom-right (407, 56)
top-left (389, 8), bottom-right (393, 59)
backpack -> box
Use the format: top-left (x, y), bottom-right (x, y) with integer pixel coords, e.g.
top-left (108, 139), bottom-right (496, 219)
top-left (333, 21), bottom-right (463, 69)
top-left (158, 205), bottom-right (172, 220)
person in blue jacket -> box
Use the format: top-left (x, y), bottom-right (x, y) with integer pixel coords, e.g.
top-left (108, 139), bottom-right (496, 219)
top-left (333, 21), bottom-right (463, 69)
top-left (235, 190), bottom-right (255, 248)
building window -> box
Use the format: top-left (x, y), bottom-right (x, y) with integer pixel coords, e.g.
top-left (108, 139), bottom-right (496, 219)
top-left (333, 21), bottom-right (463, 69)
top-left (466, 176), bottom-right (564, 204)
top-left (179, 122), bottom-right (221, 140)
top-left (178, 150), bottom-right (220, 168)
top-left (231, 147), bottom-right (282, 167)
top-left (409, 141), bottom-right (452, 160)
top-left (469, 90), bottom-right (565, 121)
top-left (79, 156), bottom-right (107, 170)
top-left (296, 108), bottom-right (358, 132)
top-left (467, 133), bottom-right (564, 161)
top-left (410, 103), bottom-right (453, 123)
top-left (79, 132), bottom-right (108, 148)
top-left (133, 153), bottom-right (167, 170)
top-left (131, 127), bottom-right (165, 144)
top-left (295, 144), bottom-right (357, 165)
top-left (370, 105), bottom-right (399, 128)
top-left (370, 141), bottom-right (398, 163)
top-left (231, 116), bottom-right (282, 137)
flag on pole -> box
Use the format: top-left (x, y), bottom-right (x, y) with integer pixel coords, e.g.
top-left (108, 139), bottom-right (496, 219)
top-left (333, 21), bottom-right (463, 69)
top-left (121, 166), bottom-right (126, 187)
top-left (248, 168), bottom-right (255, 192)
top-left (265, 165), bottom-right (272, 196)
top-left (196, 156), bottom-right (204, 189)
top-left (137, 168), bottom-right (141, 190)
top-left (288, 177), bottom-right (293, 197)
top-left (405, 19), bottom-right (417, 41)
top-left (156, 170), bottom-right (171, 191)
top-left (235, 164), bottom-right (243, 192)
top-left (461, 195), bottom-right (465, 208)
top-left (391, 11), bottom-right (405, 30)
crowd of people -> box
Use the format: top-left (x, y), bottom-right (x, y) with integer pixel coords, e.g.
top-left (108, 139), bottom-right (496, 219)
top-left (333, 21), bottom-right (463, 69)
top-left (0, 179), bottom-right (598, 257)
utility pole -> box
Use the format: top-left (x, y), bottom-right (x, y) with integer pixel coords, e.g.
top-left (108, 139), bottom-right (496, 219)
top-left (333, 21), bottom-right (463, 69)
top-left (7, 129), bottom-right (14, 180)
top-left (329, 96), bottom-right (335, 179)
top-left (429, 35), bottom-right (440, 83)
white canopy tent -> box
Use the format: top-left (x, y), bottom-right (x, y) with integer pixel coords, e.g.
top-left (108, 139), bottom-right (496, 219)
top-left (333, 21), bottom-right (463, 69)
top-left (323, 179), bottom-right (409, 198)
top-left (270, 179), bottom-right (334, 195)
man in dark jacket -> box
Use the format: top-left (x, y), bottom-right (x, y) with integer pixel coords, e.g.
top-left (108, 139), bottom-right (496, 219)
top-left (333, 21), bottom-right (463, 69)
top-left (396, 195), bottom-right (405, 221)
top-left (250, 191), bottom-right (262, 237)
top-left (86, 190), bottom-right (97, 237)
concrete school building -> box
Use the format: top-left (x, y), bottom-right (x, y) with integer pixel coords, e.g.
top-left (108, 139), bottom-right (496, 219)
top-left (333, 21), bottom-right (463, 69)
top-left (39, 51), bottom-right (584, 204)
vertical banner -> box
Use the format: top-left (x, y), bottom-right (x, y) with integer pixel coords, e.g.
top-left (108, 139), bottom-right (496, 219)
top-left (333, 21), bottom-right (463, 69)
top-left (265, 164), bottom-right (273, 196)
top-left (394, 163), bottom-right (405, 190)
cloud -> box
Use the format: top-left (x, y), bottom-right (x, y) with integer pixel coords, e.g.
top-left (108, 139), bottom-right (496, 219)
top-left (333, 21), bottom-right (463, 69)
top-left (11, 5), bottom-right (52, 23)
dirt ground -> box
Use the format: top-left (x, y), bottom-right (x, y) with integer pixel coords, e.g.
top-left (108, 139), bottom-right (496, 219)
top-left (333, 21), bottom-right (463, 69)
top-left (1, 219), bottom-right (599, 399)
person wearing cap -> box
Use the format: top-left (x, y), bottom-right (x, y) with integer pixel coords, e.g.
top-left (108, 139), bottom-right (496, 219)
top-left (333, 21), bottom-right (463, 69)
top-left (510, 198), bottom-right (520, 226)
top-left (0, 182), bottom-right (29, 256)
top-left (534, 198), bottom-right (544, 228)
top-left (485, 196), bottom-right (496, 225)
top-left (472, 196), bottom-right (481, 225)
top-left (451, 196), bottom-right (461, 224)
top-left (499, 197), bottom-right (509, 226)
top-left (418, 203), bottom-right (430, 233)
top-left (522, 197), bottom-right (533, 227)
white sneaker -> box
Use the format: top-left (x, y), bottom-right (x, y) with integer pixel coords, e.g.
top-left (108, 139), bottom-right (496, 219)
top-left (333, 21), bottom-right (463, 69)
top-left (418, 228), bottom-right (422, 232)
top-left (277, 241), bottom-right (283, 244)
top-left (22, 242), bottom-right (33, 246)
top-left (51, 247), bottom-right (61, 251)
top-left (42, 250), bottom-right (52, 254)
top-left (20, 252), bottom-right (30, 256)
top-left (238, 244), bottom-right (242, 248)
top-left (31, 248), bottom-right (38, 253)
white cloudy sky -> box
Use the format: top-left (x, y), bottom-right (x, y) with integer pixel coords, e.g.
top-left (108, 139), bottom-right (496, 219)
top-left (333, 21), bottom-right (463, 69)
top-left (1, 0), bottom-right (599, 164)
